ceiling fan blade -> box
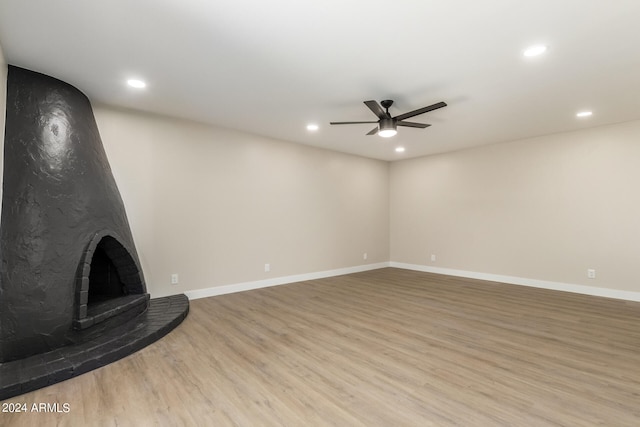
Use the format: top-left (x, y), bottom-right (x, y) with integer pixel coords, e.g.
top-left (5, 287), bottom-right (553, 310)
top-left (330, 121), bottom-right (379, 125)
top-left (397, 121), bottom-right (431, 129)
top-left (366, 127), bottom-right (378, 135)
top-left (364, 100), bottom-right (390, 119)
top-left (393, 101), bottom-right (447, 121)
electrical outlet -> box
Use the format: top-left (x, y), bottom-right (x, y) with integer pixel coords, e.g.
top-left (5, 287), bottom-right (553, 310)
top-left (431, 254), bottom-right (436, 262)
top-left (363, 252), bottom-right (368, 260)
top-left (171, 274), bottom-right (179, 285)
top-left (264, 263), bottom-right (270, 272)
top-left (587, 269), bottom-right (596, 279)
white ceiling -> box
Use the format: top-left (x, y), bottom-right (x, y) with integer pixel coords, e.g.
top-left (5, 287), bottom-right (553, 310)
top-left (1, 0), bottom-right (639, 161)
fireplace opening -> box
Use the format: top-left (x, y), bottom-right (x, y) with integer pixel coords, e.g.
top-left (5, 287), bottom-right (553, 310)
top-left (88, 245), bottom-right (127, 304)
top-left (74, 233), bottom-right (149, 330)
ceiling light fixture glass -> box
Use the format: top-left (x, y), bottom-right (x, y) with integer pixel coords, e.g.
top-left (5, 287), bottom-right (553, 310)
top-left (523, 45), bottom-right (548, 57)
top-left (395, 147), bottom-right (405, 153)
top-left (127, 79), bottom-right (146, 89)
top-left (378, 118), bottom-right (397, 138)
top-left (306, 124), bottom-right (319, 131)
top-left (576, 111), bottom-right (593, 118)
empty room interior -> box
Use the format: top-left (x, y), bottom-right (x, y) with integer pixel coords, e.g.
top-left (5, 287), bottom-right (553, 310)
top-left (0, 1), bottom-right (639, 426)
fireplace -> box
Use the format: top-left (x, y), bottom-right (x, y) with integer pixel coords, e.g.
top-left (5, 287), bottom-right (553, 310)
top-left (0, 66), bottom-right (188, 399)
top-left (74, 232), bottom-right (149, 331)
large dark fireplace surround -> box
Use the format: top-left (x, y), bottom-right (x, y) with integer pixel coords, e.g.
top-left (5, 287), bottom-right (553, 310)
top-left (0, 66), bottom-right (188, 400)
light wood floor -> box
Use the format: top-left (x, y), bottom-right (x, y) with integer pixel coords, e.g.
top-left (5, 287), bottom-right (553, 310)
top-left (2, 268), bottom-right (640, 426)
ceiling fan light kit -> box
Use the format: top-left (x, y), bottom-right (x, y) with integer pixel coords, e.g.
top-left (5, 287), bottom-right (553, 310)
top-left (330, 99), bottom-right (447, 137)
top-left (378, 118), bottom-right (397, 137)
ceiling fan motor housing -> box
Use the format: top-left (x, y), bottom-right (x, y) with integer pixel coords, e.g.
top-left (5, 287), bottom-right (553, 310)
top-left (380, 117), bottom-right (396, 131)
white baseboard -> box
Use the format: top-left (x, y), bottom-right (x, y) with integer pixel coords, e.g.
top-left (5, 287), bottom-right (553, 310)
top-left (390, 262), bottom-right (640, 302)
top-left (184, 262), bottom-right (391, 300)
top-left (184, 261), bottom-right (640, 303)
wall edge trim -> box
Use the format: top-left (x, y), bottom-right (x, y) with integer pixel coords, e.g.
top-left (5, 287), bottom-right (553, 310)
top-left (389, 262), bottom-right (640, 302)
top-left (184, 262), bottom-right (391, 300)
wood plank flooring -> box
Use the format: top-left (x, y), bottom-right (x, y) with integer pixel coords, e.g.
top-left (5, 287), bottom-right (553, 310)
top-left (2, 268), bottom-right (639, 426)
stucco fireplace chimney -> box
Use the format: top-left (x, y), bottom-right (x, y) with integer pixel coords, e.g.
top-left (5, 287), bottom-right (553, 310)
top-left (0, 66), bottom-right (188, 399)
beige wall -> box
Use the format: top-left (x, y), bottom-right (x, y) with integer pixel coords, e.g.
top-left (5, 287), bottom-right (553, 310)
top-left (94, 106), bottom-right (390, 297)
top-left (390, 120), bottom-right (640, 292)
top-left (4, 57), bottom-right (636, 297)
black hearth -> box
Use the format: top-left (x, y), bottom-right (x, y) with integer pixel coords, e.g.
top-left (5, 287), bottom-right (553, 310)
top-left (0, 66), bottom-right (188, 400)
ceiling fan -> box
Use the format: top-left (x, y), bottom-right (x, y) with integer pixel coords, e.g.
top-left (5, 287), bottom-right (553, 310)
top-left (330, 99), bottom-right (447, 137)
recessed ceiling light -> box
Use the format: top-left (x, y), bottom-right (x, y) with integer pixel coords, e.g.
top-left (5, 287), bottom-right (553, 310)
top-left (127, 79), bottom-right (146, 89)
top-left (576, 111), bottom-right (593, 118)
top-left (306, 124), bottom-right (319, 131)
top-left (395, 147), bottom-right (405, 153)
top-left (523, 45), bottom-right (548, 57)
